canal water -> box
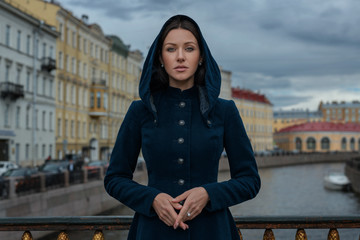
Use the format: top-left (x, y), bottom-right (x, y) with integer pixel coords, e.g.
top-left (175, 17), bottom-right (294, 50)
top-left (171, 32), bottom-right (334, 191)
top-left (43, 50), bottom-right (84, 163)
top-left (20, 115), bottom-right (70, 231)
top-left (41, 162), bottom-right (360, 239)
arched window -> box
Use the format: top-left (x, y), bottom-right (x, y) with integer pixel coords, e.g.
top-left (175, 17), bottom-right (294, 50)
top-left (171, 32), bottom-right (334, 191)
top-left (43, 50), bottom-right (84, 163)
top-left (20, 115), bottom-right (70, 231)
top-left (307, 137), bottom-right (316, 150)
top-left (341, 137), bottom-right (347, 150)
top-left (350, 138), bottom-right (355, 151)
top-left (321, 137), bottom-right (330, 150)
top-left (295, 137), bottom-right (302, 151)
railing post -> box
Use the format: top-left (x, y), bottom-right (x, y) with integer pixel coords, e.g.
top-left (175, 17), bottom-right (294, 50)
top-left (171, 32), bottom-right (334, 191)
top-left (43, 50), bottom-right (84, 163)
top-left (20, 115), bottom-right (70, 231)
top-left (57, 231), bottom-right (69, 240)
top-left (8, 178), bottom-right (17, 199)
top-left (295, 228), bottom-right (307, 240)
top-left (64, 171), bottom-right (70, 187)
top-left (39, 173), bottom-right (46, 192)
top-left (21, 231), bottom-right (33, 240)
top-left (99, 166), bottom-right (104, 179)
top-left (92, 230), bottom-right (105, 240)
top-left (237, 228), bottom-right (243, 240)
top-left (83, 168), bottom-right (88, 183)
top-left (263, 228), bottom-right (275, 240)
top-left (327, 228), bottom-right (339, 240)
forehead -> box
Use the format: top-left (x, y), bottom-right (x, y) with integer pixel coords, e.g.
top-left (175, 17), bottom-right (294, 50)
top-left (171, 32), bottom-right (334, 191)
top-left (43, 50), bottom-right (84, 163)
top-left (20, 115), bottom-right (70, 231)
top-left (163, 28), bottom-right (198, 44)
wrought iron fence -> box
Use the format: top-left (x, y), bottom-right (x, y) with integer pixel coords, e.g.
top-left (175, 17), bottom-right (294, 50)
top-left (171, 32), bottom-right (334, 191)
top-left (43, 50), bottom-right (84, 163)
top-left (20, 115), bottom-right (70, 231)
top-left (0, 216), bottom-right (359, 240)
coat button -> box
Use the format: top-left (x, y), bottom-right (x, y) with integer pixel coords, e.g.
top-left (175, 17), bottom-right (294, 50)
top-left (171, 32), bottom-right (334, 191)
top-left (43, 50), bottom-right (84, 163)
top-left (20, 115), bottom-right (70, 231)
top-left (178, 158), bottom-right (184, 164)
top-left (178, 138), bottom-right (184, 144)
top-left (179, 102), bottom-right (186, 108)
top-left (178, 120), bottom-right (185, 126)
top-left (178, 179), bottom-right (185, 185)
top-left (207, 120), bottom-right (212, 125)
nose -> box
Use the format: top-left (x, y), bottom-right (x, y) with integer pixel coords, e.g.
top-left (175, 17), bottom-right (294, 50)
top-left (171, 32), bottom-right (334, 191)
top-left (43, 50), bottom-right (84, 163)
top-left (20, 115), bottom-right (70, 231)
top-left (177, 49), bottom-right (185, 62)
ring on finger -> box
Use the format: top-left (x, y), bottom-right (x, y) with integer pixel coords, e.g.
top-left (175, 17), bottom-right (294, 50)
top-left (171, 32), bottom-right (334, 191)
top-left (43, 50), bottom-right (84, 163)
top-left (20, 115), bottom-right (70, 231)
top-left (187, 212), bottom-right (191, 217)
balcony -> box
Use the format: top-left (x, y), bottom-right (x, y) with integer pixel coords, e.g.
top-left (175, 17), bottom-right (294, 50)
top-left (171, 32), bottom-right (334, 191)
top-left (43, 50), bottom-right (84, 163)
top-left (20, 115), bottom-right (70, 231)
top-left (91, 78), bottom-right (107, 87)
top-left (0, 82), bottom-right (24, 100)
top-left (0, 216), bottom-right (359, 240)
top-left (41, 57), bottom-right (56, 72)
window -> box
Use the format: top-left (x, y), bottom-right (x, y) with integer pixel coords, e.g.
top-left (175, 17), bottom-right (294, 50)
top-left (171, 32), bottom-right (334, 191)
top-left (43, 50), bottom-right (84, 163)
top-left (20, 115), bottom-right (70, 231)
top-left (49, 112), bottom-right (53, 131)
top-left (42, 144), bottom-right (46, 158)
top-left (321, 137), bottom-right (330, 150)
top-left (341, 138), bottom-right (347, 150)
top-left (306, 137), bottom-right (316, 150)
top-left (16, 67), bottom-right (21, 84)
top-left (26, 144), bottom-right (30, 159)
top-left (49, 145), bottom-right (53, 158)
top-left (26, 107), bottom-right (30, 129)
top-left (59, 23), bottom-right (64, 41)
top-left (26, 71), bottom-right (31, 91)
top-left (49, 79), bottom-right (53, 97)
top-left (72, 31), bottom-right (76, 48)
top-left (36, 39), bottom-right (39, 58)
top-left (71, 120), bottom-right (74, 138)
top-left (83, 122), bottom-right (86, 138)
top-left (35, 109), bottom-right (39, 130)
top-left (26, 35), bottom-right (31, 54)
top-left (83, 38), bottom-right (87, 54)
top-left (42, 42), bottom-right (47, 58)
top-left (58, 81), bottom-right (63, 101)
top-left (104, 93), bottom-right (108, 109)
top-left (97, 92), bottom-right (101, 108)
top-left (57, 118), bottom-right (62, 136)
top-left (65, 120), bottom-right (68, 137)
top-left (16, 106), bottom-right (21, 128)
top-left (5, 63), bottom-right (11, 82)
top-left (83, 63), bottom-right (87, 79)
top-left (72, 57), bottom-right (76, 74)
top-left (43, 77), bottom-right (46, 95)
top-left (42, 111), bottom-right (46, 130)
top-left (350, 138), bottom-right (355, 151)
top-left (90, 92), bottom-right (94, 108)
top-left (49, 46), bottom-right (54, 58)
top-left (4, 104), bottom-right (10, 127)
top-left (58, 51), bottom-right (63, 69)
top-left (6, 25), bottom-right (11, 47)
top-left (66, 55), bottom-right (69, 72)
top-left (17, 30), bottom-right (21, 51)
top-left (71, 86), bottom-right (75, 105)
top-left (77, 121), bottom-right (81, 139)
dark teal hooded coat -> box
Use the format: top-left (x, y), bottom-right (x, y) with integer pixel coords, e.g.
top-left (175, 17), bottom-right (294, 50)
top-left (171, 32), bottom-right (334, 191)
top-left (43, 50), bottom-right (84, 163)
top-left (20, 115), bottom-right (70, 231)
top-left (104, 15), bottom-right (260, 240)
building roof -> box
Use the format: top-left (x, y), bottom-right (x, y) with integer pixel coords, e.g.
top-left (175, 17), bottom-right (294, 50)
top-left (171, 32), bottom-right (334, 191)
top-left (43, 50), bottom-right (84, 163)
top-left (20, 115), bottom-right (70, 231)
top-left (278, 122), bottom-right (360, 133)
top-left (274, 109), bottom-right (322, 119)
top-left (231, 88), bottom-right (271, 105)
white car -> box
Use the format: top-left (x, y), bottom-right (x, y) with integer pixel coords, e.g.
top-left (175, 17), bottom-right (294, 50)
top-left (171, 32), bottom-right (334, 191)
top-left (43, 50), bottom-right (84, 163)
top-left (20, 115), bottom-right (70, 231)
top-left (0, 161), bottom-right (19, 176)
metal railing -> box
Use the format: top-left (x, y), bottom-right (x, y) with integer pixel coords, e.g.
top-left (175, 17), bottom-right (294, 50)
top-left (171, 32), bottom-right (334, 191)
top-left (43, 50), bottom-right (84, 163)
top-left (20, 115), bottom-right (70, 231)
top-left (0, 216), bottom-right (359, 240)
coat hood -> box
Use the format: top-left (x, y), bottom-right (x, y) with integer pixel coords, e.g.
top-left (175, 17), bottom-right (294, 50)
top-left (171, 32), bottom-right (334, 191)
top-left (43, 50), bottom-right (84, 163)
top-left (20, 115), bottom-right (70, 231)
top-left (139, 15), bottom-right (221, 122)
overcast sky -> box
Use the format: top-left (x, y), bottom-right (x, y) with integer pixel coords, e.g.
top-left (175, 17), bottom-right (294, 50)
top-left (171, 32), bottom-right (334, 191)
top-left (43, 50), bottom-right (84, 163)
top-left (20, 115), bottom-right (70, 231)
top-left (59, 0), bottom-right (360, 111)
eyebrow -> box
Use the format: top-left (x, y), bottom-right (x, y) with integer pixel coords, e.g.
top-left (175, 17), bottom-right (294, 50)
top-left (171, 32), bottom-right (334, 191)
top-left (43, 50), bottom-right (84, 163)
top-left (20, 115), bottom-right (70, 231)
top-left (163, 41), bottom-right (198, 46)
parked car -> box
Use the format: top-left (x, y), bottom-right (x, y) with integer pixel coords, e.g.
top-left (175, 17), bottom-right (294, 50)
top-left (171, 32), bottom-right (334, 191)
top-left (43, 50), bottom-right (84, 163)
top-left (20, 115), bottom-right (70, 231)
top-left (0, 161), bottom-right (19, 176)
top-left (2, 167), bottom-right (39, 194)
top-left (85, 160), bottom-right (109, 179)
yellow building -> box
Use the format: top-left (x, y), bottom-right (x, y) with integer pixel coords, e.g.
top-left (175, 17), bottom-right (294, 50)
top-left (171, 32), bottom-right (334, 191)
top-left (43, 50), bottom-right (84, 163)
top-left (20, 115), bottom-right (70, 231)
top-left (319, 101), bottom-right (360, 123)
top-left (6, 0), bottom-right (143, 161)
top-left (232, 88), bottom-right (273, 153)
top-left (273, 109), bottom-right (322, 133)
top-left (274, 122), bottom-right (360, 152)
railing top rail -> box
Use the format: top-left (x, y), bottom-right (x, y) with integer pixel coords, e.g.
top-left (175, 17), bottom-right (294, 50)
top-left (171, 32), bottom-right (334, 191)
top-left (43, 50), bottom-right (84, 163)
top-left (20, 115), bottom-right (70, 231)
top-left (0, 216), bottom-right (359, 231)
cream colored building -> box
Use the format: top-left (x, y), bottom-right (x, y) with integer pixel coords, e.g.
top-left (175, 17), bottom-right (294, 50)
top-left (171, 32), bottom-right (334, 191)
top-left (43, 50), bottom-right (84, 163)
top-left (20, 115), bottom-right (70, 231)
top-left (274, 122), bottom-right (360, 152)
top-left (319, 100), bottom-right (360, 123)
top-left (219, 67), bottom-right (231, 100)
top-left (232, 88), bottom-right (273, 153)
top-left (6, 0), bottom-right (143, 161)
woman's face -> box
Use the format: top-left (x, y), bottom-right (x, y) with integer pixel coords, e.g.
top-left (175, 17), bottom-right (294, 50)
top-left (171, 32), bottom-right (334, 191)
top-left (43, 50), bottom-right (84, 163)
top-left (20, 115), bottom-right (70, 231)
top-left (161, 28), bottom-right (201, 90)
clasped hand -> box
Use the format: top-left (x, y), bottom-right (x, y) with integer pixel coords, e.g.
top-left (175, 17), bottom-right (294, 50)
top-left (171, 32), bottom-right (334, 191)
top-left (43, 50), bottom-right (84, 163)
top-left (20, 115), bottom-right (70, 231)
top-left (152, 187), bottom-right (209, 230)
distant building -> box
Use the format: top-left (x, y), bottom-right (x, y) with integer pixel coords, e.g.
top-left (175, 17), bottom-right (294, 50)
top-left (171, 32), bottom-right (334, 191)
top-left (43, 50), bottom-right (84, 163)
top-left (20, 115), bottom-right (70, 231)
top-left (5, 0), bottom-right (143, 163)
top-left (0, 1), bottom-right (58, 165)
top-left (232, 88), bottom-right (273, 153)
top-left (274, 122), bottom-right (360, 152)
top-left (319, 100), bottom-right (360, 123)
top-left (273, 109), bottom-right (322, 133)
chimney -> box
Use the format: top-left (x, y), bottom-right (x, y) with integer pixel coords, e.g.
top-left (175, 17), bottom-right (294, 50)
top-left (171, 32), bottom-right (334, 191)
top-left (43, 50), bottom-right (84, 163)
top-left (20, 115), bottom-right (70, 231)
top-left (81, 15), bottom-right (89, 24)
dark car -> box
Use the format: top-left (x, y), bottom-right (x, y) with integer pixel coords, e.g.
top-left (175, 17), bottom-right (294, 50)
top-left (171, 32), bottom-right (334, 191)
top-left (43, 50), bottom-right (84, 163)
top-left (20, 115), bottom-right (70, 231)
top-left (85, 160), bottom-right (109, 180)
top-left (38, 160), bottom-right (69, 188)
top-left (2, 167), bottom-right (40, 194)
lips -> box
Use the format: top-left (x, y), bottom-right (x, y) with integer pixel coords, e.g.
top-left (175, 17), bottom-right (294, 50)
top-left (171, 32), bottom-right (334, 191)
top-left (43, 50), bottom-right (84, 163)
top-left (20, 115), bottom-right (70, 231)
top-left (174, 66), bottom-right (188, 72)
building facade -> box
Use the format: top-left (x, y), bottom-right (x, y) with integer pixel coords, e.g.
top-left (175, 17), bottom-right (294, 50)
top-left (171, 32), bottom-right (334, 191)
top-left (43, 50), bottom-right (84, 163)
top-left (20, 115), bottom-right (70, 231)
top-left (5, 0), bottom-right (143, 163)
top-left (0, 1), bottom-right (58, 165)
top-left (232, 88), bottom-right (273, 153)
top-left (274, 122), bottom-right (360, 153)
top-left (219, 67), bottom-right (232, 100)
top-left (273, 109), bottom-right (323, 133)
top-left (319, 101), bottom-right (360, 123)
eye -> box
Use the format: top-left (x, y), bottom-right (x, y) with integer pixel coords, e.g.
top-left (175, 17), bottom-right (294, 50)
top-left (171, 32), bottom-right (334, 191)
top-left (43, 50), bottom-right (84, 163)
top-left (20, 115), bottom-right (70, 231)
top-left (185, 47), bottom-right (194, 52)
top-left (166, 47), bottom-right (176, 52)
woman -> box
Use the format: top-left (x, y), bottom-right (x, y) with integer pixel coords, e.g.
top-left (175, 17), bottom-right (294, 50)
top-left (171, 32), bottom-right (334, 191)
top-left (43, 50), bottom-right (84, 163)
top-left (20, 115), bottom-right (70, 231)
top-left (104, 15), bottom-right (260, 240)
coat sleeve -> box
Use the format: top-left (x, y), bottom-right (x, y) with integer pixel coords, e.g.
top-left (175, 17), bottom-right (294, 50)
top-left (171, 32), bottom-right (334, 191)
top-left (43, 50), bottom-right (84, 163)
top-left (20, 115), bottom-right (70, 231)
top-left (104, 101), bottom-right (161, 217)
top-left (202, 100), bottom-right (261, 212)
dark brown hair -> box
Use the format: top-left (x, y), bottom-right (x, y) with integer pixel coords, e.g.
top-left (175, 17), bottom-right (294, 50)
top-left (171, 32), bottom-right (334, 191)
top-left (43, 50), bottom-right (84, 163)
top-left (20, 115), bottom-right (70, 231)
top-left (151, 15), bottom-right (206, 92)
